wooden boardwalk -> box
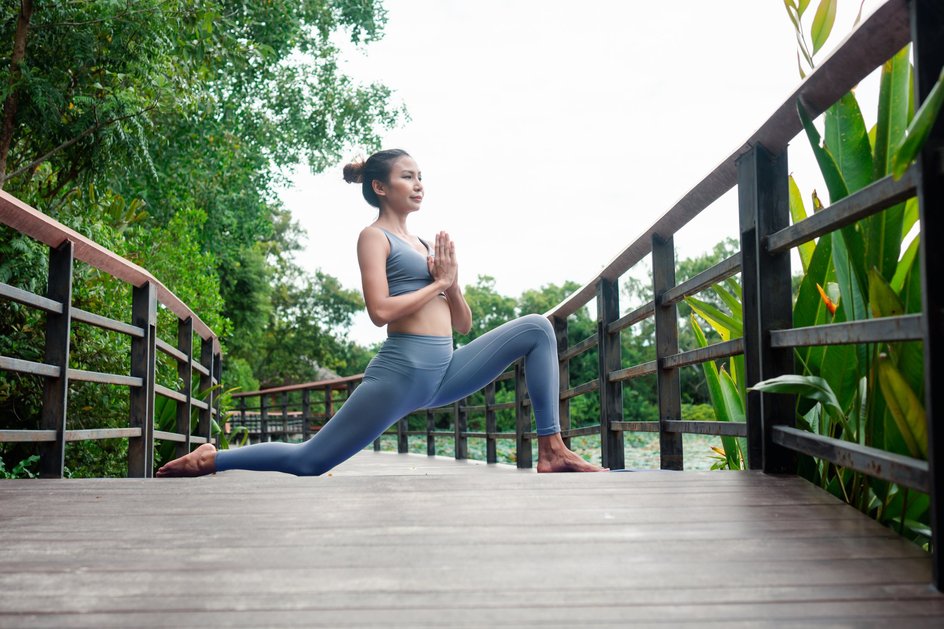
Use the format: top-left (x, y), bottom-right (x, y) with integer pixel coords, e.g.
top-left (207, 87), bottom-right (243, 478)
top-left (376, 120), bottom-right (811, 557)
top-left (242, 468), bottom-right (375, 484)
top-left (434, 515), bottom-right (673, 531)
top-left (1, 451), bottom-right (942, 628)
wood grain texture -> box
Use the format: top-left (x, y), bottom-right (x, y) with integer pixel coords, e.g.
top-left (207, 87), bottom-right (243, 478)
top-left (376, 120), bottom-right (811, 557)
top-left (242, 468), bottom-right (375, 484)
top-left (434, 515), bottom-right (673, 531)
top-left (0, 451), bottom-right (938, 627)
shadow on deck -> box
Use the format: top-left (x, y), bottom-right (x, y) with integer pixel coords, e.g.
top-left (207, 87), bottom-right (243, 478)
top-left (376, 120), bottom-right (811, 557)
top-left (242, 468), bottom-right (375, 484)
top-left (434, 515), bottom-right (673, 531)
top-left (1, 451), bottom-right (942, 627)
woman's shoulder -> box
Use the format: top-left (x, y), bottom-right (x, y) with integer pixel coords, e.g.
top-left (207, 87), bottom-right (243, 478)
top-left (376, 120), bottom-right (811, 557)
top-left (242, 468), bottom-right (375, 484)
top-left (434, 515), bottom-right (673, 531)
top-left (357, 224), bottom-right (391, 256)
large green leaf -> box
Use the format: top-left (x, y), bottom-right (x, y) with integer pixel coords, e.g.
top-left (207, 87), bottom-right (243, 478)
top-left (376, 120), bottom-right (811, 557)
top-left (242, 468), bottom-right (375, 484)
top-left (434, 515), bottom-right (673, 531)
top-left (691, 315), bottom-right (742, 470)
top-left (750, 373), bottom-right (852, 437)
top-left (894, 241), bottom-right (925, 402)
top-left (892, 64), bottom-right (944, 179)
top-left (831, 228), bottom-right (868, 322)
top-left (877, 355), bottom-right (927, 459)
top-left (900, 198), bottom-right (919, 242)
top-left (788, 175), bottom-right (815, 274)
top-left (874, 46), bottom-right (912, 178)
top-left (798, 101), bottom-right (849, 203)
top-left (810, 0), bottom-right (837, 55)
top-left (825, 92), bottom-right (874, 194)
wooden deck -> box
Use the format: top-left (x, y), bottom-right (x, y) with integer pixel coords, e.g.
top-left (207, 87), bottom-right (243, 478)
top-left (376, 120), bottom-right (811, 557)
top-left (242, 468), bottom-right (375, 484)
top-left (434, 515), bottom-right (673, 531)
top-left (1, 451), bottom-right (942, 627)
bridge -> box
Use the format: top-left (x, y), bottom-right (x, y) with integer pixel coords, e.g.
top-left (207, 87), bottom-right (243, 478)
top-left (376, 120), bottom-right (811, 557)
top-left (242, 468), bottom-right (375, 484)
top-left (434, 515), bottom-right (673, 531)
top-left (1, 0), bottom-right (943, 624)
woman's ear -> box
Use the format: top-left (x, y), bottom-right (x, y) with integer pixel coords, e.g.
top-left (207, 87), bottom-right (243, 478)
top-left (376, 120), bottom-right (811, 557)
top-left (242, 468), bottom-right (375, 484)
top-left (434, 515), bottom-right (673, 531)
top-left (372, 179), bottom-right (386, 198)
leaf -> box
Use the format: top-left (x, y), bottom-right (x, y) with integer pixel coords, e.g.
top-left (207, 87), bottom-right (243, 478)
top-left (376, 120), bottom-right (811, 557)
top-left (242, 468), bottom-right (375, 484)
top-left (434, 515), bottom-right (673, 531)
top-left (873, 46), bottom-right (911, 179)
top-left (891, 65), bottom-right (944, 179)
top-left (685, 295), bottom-right (742, 340)
top-left (788, 175), bottom-right (815, 273)
top-left (868, 268), bottom-right (904, 319)
top-left (750, 373), bottom-right (852, 436)
top-left (797, 100), bottom-right (849, 203)
top-left (711, 283), bottom-right (742, 321)
top-left (891, 234), bottom-right (919, 293)
top-left (877, 355), bottom-right (927, 459)
top-left (825, 92), bottom-right (874, 194)
top-left (810, 0), bottom-right (837, 55)
top-left (798, 0), bottom-right (812, 17)
top-left (900, 197), bottom-right (919, 241)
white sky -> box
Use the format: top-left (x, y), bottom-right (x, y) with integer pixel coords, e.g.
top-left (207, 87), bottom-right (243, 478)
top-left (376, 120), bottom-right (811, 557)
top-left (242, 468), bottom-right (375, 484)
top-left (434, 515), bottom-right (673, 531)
top-left (279, 0), bottom-right (886, 346)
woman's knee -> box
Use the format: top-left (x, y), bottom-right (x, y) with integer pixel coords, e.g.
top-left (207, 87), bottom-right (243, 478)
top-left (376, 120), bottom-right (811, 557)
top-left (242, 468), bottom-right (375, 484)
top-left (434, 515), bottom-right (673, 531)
top-left (520, 313), bottom-right (555, 341)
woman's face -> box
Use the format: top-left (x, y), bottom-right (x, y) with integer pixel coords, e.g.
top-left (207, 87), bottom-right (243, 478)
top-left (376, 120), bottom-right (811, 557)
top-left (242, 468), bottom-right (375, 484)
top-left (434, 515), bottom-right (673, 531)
top-left (376, 156), bottom-right (423, 213)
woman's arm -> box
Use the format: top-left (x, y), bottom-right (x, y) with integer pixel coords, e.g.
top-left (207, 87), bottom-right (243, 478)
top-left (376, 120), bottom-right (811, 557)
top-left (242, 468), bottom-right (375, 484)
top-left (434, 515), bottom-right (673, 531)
top-left (357, 227), bottom-right (454, 327)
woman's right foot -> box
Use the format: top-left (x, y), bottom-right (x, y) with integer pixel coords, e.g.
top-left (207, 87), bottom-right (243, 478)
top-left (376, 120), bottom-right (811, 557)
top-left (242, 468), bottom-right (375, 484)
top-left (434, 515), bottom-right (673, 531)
top-left (536, 433), bottom-right (608, 473)
top-left (155, 443), bottom-right (217, 477)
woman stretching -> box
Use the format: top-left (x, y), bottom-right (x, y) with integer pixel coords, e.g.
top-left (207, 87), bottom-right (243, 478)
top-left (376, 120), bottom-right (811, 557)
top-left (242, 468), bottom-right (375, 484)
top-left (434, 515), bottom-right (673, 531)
top-left (157, 149), bottom-right (605, 477)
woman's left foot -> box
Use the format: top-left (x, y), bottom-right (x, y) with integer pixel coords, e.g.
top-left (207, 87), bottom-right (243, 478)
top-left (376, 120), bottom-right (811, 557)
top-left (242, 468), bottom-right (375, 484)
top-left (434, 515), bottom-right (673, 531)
top-left (155, 443), bottom-right (217, 477)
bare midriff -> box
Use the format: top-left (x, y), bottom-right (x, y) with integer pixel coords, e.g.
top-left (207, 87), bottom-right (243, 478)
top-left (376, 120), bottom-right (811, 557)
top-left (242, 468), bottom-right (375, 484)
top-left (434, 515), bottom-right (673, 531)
top-left (387, 293), bottom-right (453, 337)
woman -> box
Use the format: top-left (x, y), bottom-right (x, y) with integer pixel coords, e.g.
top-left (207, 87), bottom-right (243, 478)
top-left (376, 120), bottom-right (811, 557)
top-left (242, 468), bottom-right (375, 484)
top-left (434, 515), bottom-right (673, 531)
top-left (157, 149), bottom-right (605, 477)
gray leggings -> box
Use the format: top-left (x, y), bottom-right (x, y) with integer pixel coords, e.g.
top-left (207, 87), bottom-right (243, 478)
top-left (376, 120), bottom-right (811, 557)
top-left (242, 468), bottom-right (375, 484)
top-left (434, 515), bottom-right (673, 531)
top-left (215, 314), bottom-right (561, 476)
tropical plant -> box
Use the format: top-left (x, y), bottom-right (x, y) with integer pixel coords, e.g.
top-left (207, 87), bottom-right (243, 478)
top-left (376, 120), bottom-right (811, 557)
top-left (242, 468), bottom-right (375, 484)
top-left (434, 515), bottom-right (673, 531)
top-left (743, 0), bottom-right (944, 546)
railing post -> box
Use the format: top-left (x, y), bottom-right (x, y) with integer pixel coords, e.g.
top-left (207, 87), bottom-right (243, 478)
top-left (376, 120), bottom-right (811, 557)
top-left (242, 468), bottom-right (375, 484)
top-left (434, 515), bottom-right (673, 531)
top-left (485, 382), bottom-right (497, 463)
top-left (278, 392), bottom-right (287, 441)
top-left (301, 388), bottom-right (311, 442)
top-left (652, 235), bottom-right (683, 470)
top-left (554, 316), bottom-right (571, 449)
top-left (237, 395), bottom-right (247, 442)
top-left (175, 317), bottom-right (193, 459)
top-left (212, 350), bottom-right (221, 444)
top-left (454, 398), bottom-right (468, 460)
top-left (596, 279), bottom-right (625, 470)
top-left (397, 413), bottom-right (408, 453)
top-left (39, 240), bottom-right (73, 478)
top-left (260, 393), bottom-right (269, 443)
top-left (515, 359), bottom-right (532, 468)
top-left (199, 339), bottom-right (215, 444)
top-left (325, 384), bottom-right (334, 422)
top-left (911, 0), bottom-right (944, 590)
top-left (426, 408), bottom-right (436, 456)
top-left (129, 281), bottom-right (156, 477)
top-left (737, 143), bottom-right (794, 474)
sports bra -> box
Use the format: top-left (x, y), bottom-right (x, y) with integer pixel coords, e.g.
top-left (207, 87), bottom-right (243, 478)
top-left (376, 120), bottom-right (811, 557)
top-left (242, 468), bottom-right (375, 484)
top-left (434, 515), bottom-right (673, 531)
top-left (377, 227), bottom-right (434, 296)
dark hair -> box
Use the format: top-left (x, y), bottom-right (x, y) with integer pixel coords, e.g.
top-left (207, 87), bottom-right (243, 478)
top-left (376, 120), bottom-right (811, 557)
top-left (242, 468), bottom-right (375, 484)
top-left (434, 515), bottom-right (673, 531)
top-left (342, 149), bottom-right (411, 209)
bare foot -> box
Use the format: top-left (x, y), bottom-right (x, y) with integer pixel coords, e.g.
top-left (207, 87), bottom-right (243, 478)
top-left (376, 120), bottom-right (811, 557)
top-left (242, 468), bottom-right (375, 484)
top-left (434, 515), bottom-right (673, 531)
top-left (155, 443), bottom-right (217, 477)
top-left (536, 433), bottom-right (608, 473)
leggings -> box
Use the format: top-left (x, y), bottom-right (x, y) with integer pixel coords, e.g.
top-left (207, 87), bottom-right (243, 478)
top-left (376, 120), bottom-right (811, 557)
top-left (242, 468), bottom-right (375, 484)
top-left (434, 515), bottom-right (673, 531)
top-left (215, 314), bottom-right (561, 476)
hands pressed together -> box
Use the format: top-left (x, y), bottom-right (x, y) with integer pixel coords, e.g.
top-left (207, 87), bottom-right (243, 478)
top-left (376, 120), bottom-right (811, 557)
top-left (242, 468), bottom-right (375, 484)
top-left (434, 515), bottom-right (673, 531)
top-left (427, 231), bottom-right (458, 290)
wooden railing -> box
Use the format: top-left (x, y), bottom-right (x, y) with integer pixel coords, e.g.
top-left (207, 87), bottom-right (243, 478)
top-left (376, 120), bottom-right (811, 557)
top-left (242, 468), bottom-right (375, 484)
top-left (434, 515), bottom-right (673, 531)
top-left (229, 0), bottom-right (944, 587)
top-left (0, 191), bottom-right (223, 478)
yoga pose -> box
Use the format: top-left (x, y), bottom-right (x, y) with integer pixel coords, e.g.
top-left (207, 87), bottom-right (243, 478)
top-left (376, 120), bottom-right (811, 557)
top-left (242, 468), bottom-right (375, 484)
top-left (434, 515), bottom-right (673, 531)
top-left (157, 149), bottom-right (605, 476)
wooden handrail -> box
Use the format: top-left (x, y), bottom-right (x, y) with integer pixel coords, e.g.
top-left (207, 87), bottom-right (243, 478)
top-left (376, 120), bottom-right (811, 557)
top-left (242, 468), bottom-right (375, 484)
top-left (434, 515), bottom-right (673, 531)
top-left (0, 190), bottom-right (219, 352)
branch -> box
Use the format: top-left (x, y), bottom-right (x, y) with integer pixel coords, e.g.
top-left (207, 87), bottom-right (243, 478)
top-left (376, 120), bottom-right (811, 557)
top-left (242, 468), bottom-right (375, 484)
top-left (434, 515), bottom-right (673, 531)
top-left (0, 103), bottom-right (157, 185)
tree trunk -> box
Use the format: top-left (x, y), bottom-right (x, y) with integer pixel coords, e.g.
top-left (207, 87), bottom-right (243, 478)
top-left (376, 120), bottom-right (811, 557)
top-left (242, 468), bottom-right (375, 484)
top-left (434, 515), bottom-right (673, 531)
top-left (0, 0), bottom-right (34, 189)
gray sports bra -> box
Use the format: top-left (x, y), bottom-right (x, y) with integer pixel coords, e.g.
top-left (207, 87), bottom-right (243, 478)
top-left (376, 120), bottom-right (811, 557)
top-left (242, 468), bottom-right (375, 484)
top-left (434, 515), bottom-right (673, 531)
top-left (377, 228), bottom-right (434, 296)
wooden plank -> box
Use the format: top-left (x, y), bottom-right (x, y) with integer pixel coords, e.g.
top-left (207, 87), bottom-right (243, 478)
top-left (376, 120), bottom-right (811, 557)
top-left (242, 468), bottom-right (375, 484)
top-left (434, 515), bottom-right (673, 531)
top-left (64, 428), bottom-right (142, 441)
top-left (0, 280), bottom-right (62, 313)
top-left (0, 429), bottom-right (56, 442)
top-left (558, 332), bottom-right (596, 362)
top-left (609, 360), bottom-right (657, 382)
top-left (68, 368), bottom-right (142, 388)
top-left (766, 167), bottom-right (918, 254)
top-left (773, 426), bottom-right (929, 493)
top-left (661, 338), bottom-right (744, 370)
top-left (72, 307), bottom-right (143, 338)
top-left (0, 355), bottom-right (60, 378)
top-left (0, 455), bottom-right (937, 626)
top-left (155, 336), bottom-right (188, 363)
top-left (664, 420), bottom-right (748, 437)
top-left (661, 253), bottom-right (741, 306)
top-left (771, 314), bottom-right (923, 347)
top-left (561, 379), bottom-right (598, 400)
top-left (608, 300), bottom-right (655, 334)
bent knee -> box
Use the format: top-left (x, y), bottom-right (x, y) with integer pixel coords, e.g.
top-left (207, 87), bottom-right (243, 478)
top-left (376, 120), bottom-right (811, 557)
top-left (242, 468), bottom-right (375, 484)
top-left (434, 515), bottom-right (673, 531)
top-left (291, 457), bottom-right (333, 477)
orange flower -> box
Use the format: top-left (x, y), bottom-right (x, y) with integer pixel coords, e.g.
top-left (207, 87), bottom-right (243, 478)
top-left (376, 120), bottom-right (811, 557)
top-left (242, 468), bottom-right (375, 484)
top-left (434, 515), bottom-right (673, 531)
top-left (816, 283), bottom-right (837, 315)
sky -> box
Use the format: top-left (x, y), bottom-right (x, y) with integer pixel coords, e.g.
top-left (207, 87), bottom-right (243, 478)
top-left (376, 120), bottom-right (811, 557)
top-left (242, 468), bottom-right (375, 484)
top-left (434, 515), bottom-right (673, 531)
top-left (279, 0), bottom-right (887, 346)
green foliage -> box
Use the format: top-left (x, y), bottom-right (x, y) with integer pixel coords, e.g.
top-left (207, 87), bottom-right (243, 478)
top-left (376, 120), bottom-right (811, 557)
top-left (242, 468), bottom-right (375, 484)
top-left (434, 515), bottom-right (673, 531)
top-left (0, 1), bottom-right (402, 476)
top-left (0, 452), bottom-right (39, 479)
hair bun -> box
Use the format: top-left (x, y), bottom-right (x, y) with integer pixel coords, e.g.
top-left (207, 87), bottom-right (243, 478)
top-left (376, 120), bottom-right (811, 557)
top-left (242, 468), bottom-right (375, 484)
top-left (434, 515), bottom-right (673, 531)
top-left (342, 160), bottom-right (365, 184)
